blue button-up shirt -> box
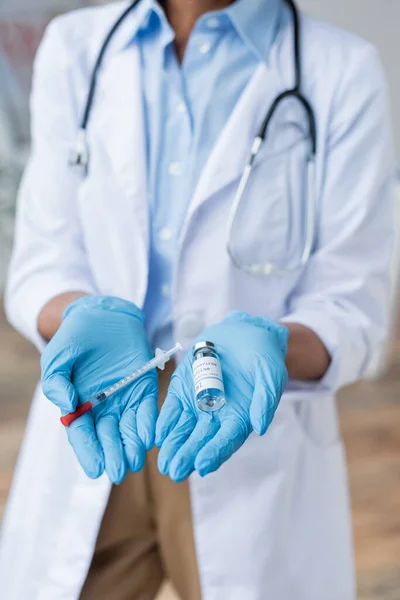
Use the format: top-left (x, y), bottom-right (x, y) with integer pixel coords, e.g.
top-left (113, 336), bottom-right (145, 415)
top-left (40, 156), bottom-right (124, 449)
top-left (137, 0), bottom-right (282, 349)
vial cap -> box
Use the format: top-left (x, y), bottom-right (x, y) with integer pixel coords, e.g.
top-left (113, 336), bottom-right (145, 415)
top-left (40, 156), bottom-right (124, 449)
top-left (193, 340), bottom-right (215, 355)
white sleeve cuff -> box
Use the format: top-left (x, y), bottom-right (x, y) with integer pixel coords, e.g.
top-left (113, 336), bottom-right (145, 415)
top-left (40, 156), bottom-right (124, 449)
top-left (5, 276), bottom-right (96, 352)
top-left (281, 309), bottom-right (367, 397)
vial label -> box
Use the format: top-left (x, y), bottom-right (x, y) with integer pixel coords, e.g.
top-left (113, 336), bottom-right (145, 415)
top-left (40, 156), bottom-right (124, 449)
top-left (193, 357), bottom-right (224, 394)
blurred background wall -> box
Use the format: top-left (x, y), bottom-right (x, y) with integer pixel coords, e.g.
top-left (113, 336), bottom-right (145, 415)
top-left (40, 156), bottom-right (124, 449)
top-left (298, 0), bottom-right (400, 161)
top-left (0, 0), bottom-right (97, 286)
top-left (0, 2), bottom-right (399, 599)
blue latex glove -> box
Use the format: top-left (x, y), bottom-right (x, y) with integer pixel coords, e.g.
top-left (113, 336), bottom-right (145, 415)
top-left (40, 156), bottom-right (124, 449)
top-left (155, 311), bottom-right (289, 482)
top-left (41, 296), bottom-right (158, 484)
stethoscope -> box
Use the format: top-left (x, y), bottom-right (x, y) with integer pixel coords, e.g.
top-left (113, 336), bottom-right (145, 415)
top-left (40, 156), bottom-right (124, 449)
top-left (69, 0), bottom-right (317, 276)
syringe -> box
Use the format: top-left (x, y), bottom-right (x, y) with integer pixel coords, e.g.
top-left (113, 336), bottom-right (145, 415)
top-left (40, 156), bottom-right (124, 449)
top-left (60, 343), bottom-right (182, 427)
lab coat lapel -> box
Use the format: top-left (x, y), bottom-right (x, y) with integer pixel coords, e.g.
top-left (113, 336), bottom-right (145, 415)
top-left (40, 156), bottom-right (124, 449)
top-left (85, 43), bottom-right (149, 304)
top-left (94, 43), bottom-right (147, 204)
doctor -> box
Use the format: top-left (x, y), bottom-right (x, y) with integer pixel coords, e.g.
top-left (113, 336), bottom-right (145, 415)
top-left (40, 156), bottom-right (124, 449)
top-left (0, 0), bottom-right (395, 598)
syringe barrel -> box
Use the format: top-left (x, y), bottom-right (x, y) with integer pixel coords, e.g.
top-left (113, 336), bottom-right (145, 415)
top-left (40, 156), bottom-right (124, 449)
top-left (60, 343), bottom-right (182, 426)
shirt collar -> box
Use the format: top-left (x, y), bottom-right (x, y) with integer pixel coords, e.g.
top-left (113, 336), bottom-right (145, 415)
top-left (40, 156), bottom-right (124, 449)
top-left (112, 0), bottom-right (168, 51)
top-left (222, 0), bottom-right (283, 64)
top-left (117, 0), bottom-right (283, 63)
top-left (137, 0), bottom-right (168, 34)
top-left (100, 0), bottom-right (161, 55)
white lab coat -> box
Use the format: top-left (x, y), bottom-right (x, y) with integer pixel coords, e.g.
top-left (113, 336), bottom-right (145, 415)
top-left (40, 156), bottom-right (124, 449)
top-left (0, 2), bottom-right (395, 599)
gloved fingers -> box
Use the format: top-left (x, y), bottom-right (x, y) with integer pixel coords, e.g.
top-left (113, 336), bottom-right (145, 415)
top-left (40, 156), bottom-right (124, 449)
top-left (42, 373), bottom-right (78, 412)
top-left (194, 419), bottom-right (248, 477)
top-left (155, 391), bottom-right (183, 447)
top-left (66, 413), bottom-right (105, 479)
top-left (136, 395), bottom-right (158, 450)
top-left (168, 414), bottom-right (219, 483)
top-left (249, 368), bottom-right (277, 436)
top-left (157, 411), bottom-right (197, 476)
top-left (119, 407), bottom-right (147, 473)
top-left (96, 415), bottom-right (127, 484)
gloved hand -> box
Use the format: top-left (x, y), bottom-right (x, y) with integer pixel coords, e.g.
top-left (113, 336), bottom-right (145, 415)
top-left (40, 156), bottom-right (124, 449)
top-left (155, 311), bottom-right (289, 482)
top-left (41, 296), bottom-right (158, 484)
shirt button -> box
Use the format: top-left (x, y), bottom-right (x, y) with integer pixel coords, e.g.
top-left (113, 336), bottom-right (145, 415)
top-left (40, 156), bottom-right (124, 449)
top-left (159, 227), bottom-right (173, 241)
top-left (207, 17), bottom-right (220, 28)
top-left (199, 42), bottom-right (211, 54)
top-left (177, 102), bottom-right (187, 113)
top-left (168, 162), bottom-right (182, 176)
top-left (161, 284), bottom-right (171, 297)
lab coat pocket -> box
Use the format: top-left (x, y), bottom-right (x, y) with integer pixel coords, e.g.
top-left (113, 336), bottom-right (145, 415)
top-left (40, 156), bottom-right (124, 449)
top-left (288, 398), bottom-right (356, 600)
top-left (289, 394), bottom-right (341, 449)
top-left (228, 120), bottom-right (312, 272)
top-left (281, 398), bottom-right (355, 597)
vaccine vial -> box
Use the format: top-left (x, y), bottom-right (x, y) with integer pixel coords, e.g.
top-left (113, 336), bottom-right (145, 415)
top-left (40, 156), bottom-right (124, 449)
top-left (192, 341), bottom-right (226, 412)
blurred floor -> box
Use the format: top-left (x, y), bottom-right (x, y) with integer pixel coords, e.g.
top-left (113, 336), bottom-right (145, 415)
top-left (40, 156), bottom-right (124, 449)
top-left (1, 303), bottom-right (399, 599)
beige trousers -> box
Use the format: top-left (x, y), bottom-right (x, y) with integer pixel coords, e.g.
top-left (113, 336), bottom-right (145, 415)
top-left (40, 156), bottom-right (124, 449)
top-left (80, 363), bottom-right (201, 600)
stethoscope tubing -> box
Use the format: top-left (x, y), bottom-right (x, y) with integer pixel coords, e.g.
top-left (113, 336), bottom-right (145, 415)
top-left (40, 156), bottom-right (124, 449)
top-left (70, 0), bottom-right (317, 275)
